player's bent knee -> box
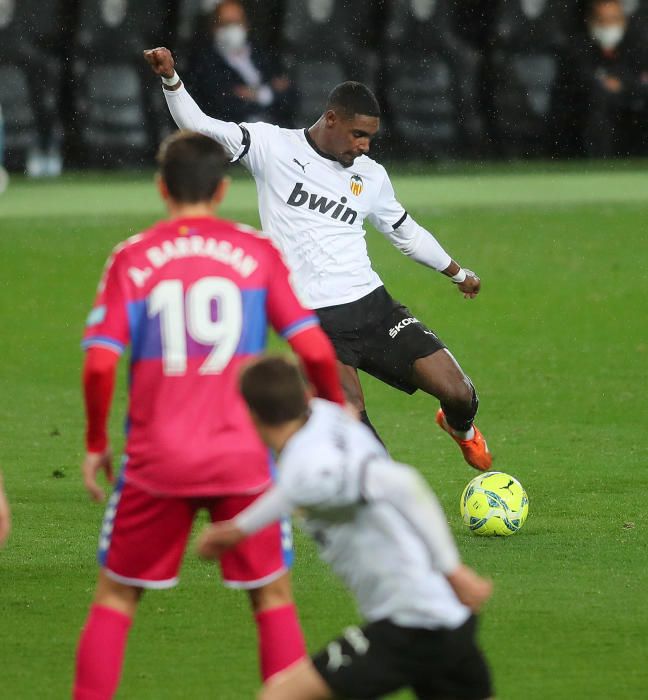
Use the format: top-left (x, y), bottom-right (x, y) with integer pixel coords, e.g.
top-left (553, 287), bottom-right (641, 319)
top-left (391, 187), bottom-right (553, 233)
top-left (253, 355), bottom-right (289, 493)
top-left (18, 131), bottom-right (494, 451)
top-left (440, 376), bottom-right (474, 409)
top-left (94, 569), bottom-right (142, 616)
top-left (248, 573), bottom-right (294, 613)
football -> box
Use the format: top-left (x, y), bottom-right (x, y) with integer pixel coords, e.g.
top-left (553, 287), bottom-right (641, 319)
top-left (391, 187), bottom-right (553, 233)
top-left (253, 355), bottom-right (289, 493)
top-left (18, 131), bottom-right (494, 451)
top-left (460, 472), bottom-right (529, 536)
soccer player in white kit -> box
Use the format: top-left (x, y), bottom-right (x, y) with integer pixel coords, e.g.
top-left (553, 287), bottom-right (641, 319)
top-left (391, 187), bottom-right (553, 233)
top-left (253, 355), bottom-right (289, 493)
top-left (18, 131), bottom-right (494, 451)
top-left (198, 356), bottom-right (494, 700)
top-left (143, 47), bottom-right (492, 472)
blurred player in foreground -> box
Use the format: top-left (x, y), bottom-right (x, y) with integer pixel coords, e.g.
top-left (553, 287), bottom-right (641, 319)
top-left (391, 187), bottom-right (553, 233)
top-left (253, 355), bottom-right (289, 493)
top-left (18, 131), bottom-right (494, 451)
top-left (0, 471), bottom-right (10, 547)
top-left (143, 47), bottom-right (492, 472)
top-left (199, 356), bottom-right (494, 700)
top-left (73, 132), bottom-right (345, 700)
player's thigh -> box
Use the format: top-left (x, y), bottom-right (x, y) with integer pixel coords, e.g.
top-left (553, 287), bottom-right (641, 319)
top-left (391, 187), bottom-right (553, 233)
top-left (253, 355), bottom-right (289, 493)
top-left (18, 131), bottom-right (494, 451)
top-left (248, 571), bottom-right (293, 613)
top-left (99, 479), bottom-right (196, 589)
top-left (337, 361), bottom-right (365, 410)
top-left (410, 348), bottom-right (474, 402)
top-left (93, 568), bottom-right (143, 617)
top-left (259, 658), bottom-right (333, 700)
top-left (209, 491), bottom-right (291, 590)
top-left (361, 299), bottom-right (447, 394)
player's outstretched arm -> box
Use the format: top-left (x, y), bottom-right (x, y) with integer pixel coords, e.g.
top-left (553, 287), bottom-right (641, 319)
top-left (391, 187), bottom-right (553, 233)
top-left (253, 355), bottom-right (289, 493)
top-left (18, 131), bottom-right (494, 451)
top-left (446, 564), bottom-right (493, 613)
top-left (143, 47), bottom-right (247, 160)
top-left (143, 47), bottom-right (178, 86)
top-left (288, 327), bottom-right (346, 405)
top-left (197, 486), bottom-right (292, 560)
top-left (368, 171), bottom-right (481, 299)
top-left (197, 521), bottom-right (245, 560)
top-left (386, 216), bottom-right (481, 299)
top-left (366, 459), bottom-right (492, 610)
top-left (81, 450), bottom-right (114, 503)
top-left (81, 347), bottom-right (118, 502)
top-left (0, 472), bottom-right (11, 547)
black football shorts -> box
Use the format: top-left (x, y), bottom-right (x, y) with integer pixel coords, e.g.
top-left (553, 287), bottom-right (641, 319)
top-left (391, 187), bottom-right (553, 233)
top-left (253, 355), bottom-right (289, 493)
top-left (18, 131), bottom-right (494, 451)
top-left (312, 616), bottom-right (492, 700)
top-left (315, 285), bottom-right (445, 394)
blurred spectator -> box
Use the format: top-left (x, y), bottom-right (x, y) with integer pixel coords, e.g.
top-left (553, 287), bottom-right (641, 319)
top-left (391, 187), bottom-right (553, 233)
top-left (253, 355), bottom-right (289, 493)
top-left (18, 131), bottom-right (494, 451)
top-left (381, 0), bottom-right (484, 158)
top-left (487, 0), bottom-right (570, 158)
top-left (0, 104), bottom-right (8, 192)
top-left (553, 0), bottom-right (648, 157)
top-left (0, 0), bottom-right (63, 176)
top-left (71, 0), bottom-right (171, 167)
top-left (184, 0), bottom-right (296, 125)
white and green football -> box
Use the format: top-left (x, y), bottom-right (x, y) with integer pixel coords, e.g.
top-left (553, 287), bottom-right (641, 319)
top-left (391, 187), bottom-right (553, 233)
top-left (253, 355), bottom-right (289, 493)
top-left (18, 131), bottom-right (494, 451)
top-left (460, 471), bottom-right (529, 536)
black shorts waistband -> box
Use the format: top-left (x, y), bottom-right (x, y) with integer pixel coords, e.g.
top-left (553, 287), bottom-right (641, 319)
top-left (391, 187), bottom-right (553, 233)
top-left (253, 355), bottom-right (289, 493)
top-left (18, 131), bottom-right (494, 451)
top-left (316, 286), bottom-right (394, 331)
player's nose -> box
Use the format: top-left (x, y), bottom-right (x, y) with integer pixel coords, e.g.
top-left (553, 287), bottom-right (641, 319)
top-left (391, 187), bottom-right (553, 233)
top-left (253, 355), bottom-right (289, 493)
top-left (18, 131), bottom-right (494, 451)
top-left (358, 139), bottom-right (370, 154)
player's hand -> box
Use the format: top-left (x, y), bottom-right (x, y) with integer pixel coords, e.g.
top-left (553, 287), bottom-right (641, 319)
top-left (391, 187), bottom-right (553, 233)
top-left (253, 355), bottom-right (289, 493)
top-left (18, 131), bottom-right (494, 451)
top-left (81, 449), bottom-right (114, 502)
top-left (197, 521), bottom-right (245, 560)
top-left (142, 47), bottom-right (175, 79)
top-left (456, 269), bottom-right (481, 299)
top-left (446, 564), bottom-right (493, 612)
top-left (0, 477), bottom-right (11, 547)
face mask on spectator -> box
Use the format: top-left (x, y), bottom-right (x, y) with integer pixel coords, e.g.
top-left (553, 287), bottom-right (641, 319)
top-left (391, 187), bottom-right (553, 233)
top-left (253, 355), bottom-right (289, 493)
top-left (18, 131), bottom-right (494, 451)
top-left (590, 24), bottom-right (625, 50)
top-left (215, 24), bottom-right (247, 52)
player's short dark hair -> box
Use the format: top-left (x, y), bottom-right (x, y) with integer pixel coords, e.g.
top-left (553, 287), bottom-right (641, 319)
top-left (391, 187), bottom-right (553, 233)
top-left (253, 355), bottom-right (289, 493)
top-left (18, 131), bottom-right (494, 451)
top-left (326, 81), bottom-right (380, 119)
top-left (157, 131), bottom-right (229, 203)
top-left (239, 355), bottom-right (309, 426)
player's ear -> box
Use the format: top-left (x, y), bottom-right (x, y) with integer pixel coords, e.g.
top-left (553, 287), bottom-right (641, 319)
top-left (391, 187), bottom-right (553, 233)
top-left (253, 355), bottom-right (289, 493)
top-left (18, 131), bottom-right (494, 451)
top-left (213, 176), bottom-right (230, 205)
top-left (304, 384), bottom-right (315, 402)
top-left (156, 173), bottom-right (170, 202)
top-left (324, 109), bottom-right (338, 128)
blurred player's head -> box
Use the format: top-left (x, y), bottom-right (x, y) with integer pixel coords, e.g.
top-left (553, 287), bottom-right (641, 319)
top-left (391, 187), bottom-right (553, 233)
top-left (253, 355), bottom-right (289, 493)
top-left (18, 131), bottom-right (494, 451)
top-left (319, 81), bottom-right (380, 167)
top-left (156, 131), bottom-right (229, 209)
top-left (240, 356), bottom-right (310, 445)
top-left (588, 0), bottom-right (627, 49)
top-left (212, 0), bottom-right (248, 52)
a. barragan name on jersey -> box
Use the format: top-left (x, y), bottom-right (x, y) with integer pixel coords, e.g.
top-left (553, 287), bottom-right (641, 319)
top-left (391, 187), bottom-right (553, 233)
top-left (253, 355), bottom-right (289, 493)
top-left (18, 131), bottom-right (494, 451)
top-left (127, 237), bottom-right (259, 287)
top-left (286, 183), bottom-right (358, 225)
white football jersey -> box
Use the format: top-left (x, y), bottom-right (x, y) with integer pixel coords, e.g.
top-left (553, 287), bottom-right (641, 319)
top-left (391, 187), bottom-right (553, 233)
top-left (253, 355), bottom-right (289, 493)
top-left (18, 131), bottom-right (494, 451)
top-left (276, 400), bottom-right (471, 630)
top-left (164, 86), bottom-right (451, 309)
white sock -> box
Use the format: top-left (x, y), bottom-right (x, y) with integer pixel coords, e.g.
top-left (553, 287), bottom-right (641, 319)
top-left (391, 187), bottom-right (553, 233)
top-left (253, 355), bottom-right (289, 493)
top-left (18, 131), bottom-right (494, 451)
top-left (450, 426), bottom-right (475, 441)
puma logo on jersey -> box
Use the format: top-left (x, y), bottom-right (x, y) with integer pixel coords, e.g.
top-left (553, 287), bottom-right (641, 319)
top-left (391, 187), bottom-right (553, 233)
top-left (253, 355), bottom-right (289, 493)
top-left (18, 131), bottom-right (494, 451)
top-left (388, 317), bottom-right (419, 338)
top-left (293, 158), bottom-right (310, 173)
top-left (287, 182), bottom-right (358, 225)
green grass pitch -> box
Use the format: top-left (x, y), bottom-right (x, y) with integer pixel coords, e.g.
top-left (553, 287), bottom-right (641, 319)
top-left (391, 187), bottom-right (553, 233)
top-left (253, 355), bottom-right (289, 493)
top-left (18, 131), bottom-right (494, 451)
top-left (1, 165), bottom-right (647, 699)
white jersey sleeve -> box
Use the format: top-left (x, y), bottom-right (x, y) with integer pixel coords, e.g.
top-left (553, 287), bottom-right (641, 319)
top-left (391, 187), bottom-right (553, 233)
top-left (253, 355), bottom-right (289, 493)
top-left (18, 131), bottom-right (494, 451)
top-left (237, 121), bottom-right (281, 177)
top-left (162, 83), bottom-right (279, 176)
top-left (367, 168), bottom-right (452, 272)
top-left (362, 459), bottom-right (461, 575)
top-left (234, 485), bottom-right (292, 534)
top-left (233, 450), bottom-right (350, 534)
top-left (163, 83), bottom-right (247, 161)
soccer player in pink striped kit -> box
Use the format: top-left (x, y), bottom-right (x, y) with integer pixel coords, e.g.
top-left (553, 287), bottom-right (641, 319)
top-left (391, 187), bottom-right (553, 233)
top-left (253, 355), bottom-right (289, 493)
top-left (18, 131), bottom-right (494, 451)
top-left (73, 131), bottom-right (345, 699)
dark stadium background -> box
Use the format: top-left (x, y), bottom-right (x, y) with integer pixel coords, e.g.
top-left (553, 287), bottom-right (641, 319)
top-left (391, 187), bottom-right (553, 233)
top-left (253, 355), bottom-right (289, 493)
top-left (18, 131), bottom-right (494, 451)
top-left (2, 0), bottom-right (647, 173)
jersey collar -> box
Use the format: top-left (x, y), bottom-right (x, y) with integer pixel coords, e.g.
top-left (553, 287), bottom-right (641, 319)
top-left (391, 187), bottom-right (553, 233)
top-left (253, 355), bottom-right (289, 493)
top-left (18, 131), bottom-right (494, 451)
top-left (304, 128), bottom-right (339, 163)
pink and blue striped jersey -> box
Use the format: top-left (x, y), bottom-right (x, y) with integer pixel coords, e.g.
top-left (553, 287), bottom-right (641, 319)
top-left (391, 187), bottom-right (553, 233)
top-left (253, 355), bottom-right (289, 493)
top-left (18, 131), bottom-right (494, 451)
top-left (83, 216), bottom-right (319, 496)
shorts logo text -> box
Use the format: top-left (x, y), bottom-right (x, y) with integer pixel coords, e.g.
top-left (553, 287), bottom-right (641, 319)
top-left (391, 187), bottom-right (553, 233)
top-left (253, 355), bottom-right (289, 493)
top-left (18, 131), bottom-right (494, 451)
top-left (389, 317), bottom-right (419, 338)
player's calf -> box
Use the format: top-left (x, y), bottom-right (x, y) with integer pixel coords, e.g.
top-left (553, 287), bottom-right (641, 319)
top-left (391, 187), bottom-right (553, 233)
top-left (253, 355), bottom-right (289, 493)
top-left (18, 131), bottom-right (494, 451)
top-left (247, 573), bottom-right (307, 681)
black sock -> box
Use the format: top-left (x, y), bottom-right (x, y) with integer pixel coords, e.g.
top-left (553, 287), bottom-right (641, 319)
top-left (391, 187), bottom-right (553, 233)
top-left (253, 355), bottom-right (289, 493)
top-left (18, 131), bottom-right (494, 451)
top-left (441, 385), bottom-right (479, 434)
top-left (360, 410), bottom-right (387, 449)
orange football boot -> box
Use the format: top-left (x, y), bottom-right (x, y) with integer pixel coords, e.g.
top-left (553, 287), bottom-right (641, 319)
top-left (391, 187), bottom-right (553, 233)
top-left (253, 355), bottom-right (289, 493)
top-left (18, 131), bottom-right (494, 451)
top-left (435, 409), bottom-right (492, 471)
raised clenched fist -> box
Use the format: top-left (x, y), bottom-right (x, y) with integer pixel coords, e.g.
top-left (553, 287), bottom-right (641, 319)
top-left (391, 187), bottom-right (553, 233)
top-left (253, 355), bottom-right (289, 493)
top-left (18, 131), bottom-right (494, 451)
top-left (143, 47), bottom-right (175, 79)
